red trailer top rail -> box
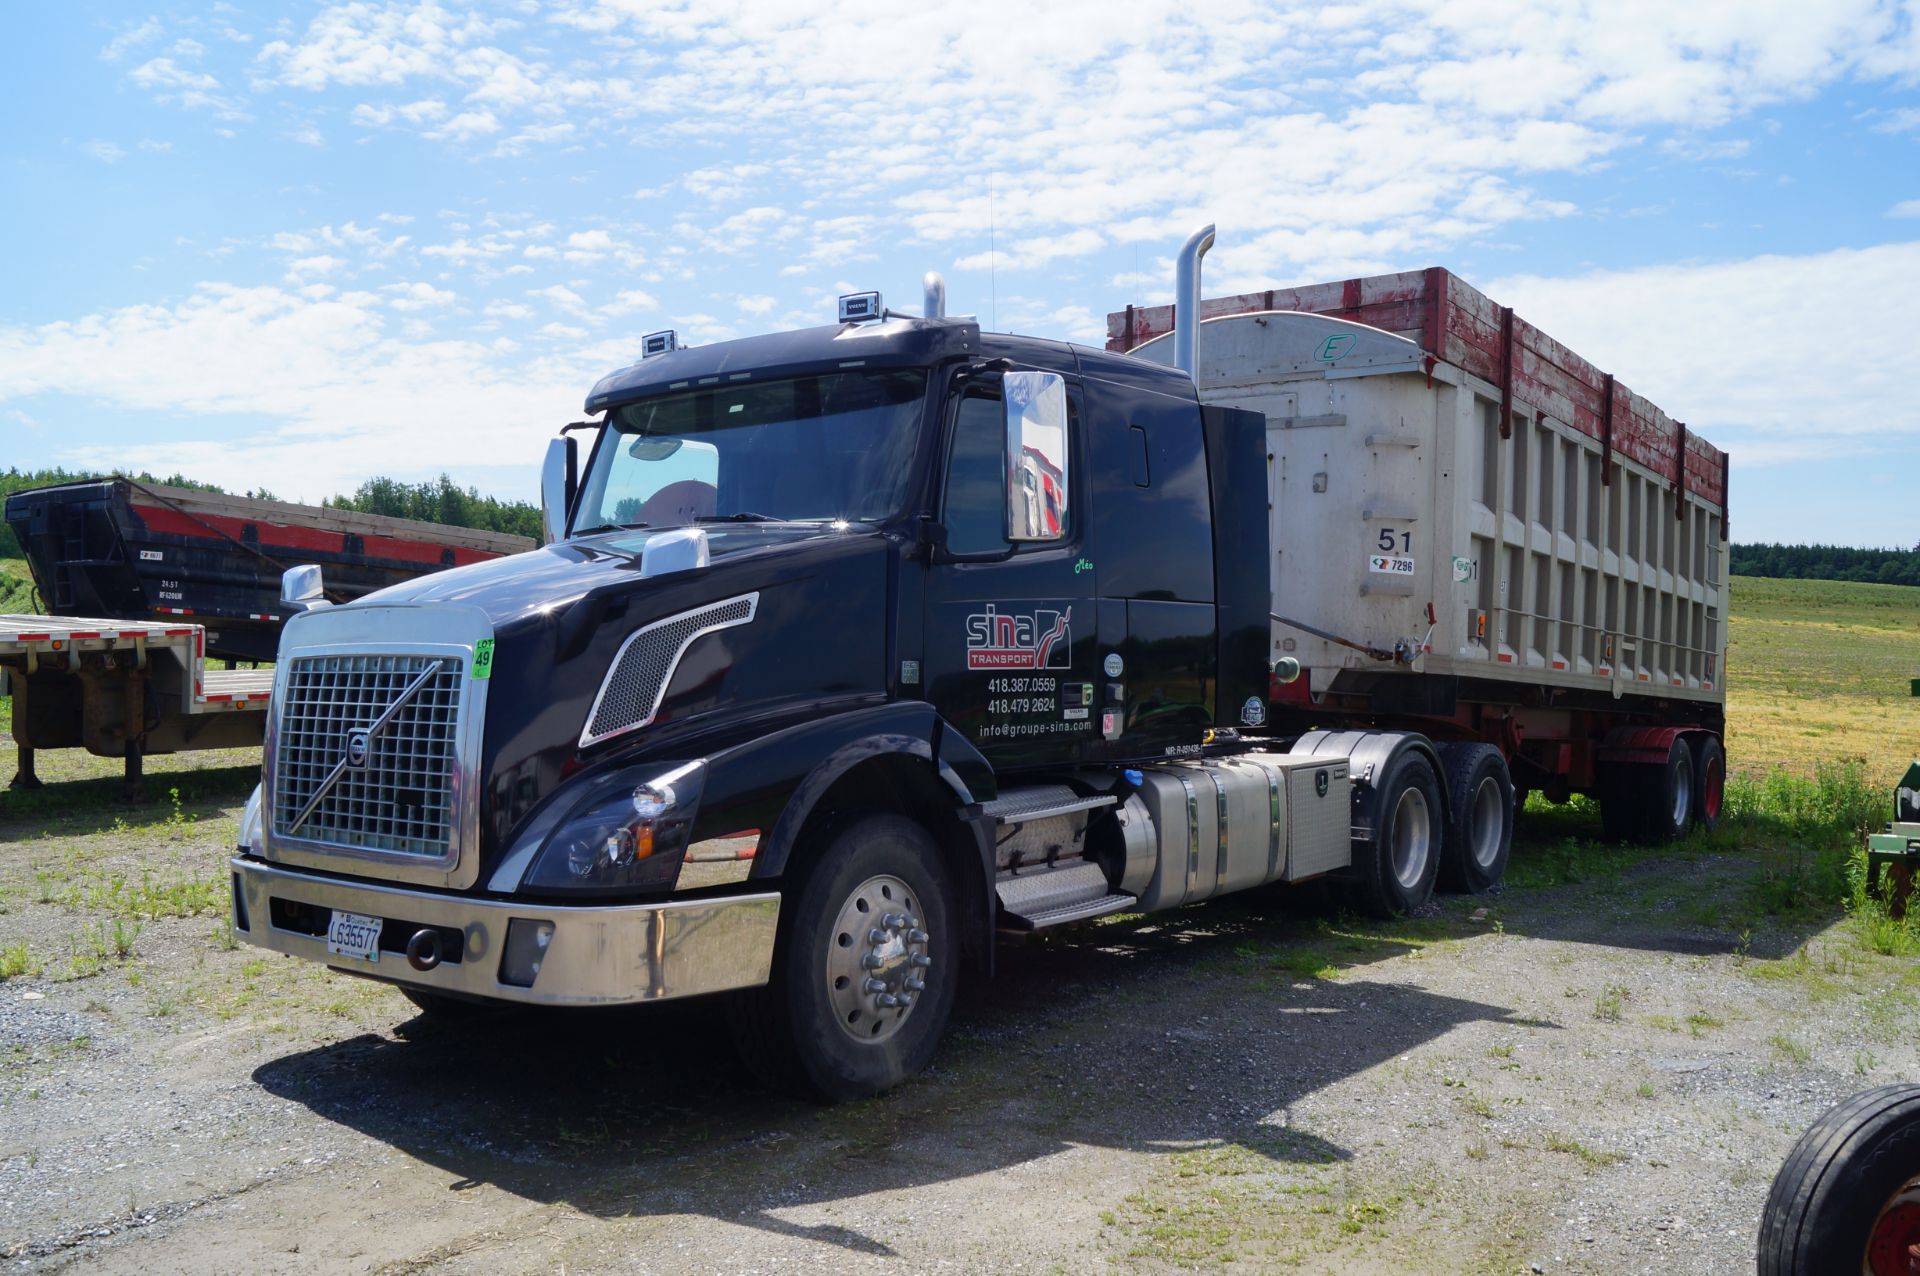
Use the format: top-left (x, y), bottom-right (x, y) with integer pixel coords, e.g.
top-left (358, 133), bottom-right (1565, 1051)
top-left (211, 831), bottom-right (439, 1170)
top-left (1107, 267), bottom-right (1726, 510)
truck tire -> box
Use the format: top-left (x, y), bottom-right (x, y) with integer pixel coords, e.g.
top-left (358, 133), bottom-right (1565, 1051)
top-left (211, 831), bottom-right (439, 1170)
top-left (1758, 1084), bottom-right (1920, 1275)
top-left (1691, 735), bottom-right (1725, 833)
top-left (1635, 739), bottom-right (1694, 844)
top-left (1437, 744), bottom-right (1512, 895)
top-left (728, 813), bottom-right (956, 1102)
top-left (1346, 751), bottom-right (1443, 918)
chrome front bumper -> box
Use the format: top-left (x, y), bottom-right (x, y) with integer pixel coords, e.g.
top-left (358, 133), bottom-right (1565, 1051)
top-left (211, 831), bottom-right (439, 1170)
top-left (230, 856), bottom-right (779, 1007)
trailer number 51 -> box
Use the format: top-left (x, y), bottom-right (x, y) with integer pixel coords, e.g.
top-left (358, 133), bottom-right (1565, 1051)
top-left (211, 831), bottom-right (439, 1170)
top-left (1375, 528), bottom-right (1411, 553)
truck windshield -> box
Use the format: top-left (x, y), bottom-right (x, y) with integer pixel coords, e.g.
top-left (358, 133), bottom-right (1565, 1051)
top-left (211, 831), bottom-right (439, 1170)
top-left (574, 369), bottom-right (927, 531)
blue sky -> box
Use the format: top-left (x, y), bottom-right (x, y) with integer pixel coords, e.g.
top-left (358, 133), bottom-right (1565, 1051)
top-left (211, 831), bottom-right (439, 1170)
top-left (2, 1), bottom-right (1918, 547)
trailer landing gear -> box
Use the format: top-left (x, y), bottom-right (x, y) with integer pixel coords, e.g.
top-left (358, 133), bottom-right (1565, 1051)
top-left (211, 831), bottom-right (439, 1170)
top-left (9, 745), bottom-right (41, 789)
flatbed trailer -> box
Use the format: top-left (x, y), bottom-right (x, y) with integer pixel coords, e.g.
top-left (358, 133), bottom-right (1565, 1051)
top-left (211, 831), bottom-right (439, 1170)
top-left (0, 615), bottom-right (269, 795)
top-left (5, 479), bottom-right (534, 663)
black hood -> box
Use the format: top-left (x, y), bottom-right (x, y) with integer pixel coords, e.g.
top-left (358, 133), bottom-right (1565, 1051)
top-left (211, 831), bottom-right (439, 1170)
top-left (358, 522), bottom-right (865, 629)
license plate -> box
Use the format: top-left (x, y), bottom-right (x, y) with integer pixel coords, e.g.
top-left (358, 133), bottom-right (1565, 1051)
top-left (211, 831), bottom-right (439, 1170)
top-left (325, 910), bottom-right (383, 963)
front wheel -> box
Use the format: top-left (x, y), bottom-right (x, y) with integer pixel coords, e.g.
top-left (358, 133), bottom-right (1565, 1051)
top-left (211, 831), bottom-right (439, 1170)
top-left (1346, 750), bottom-right (1443, 918)
top-left (729, 813), bottom-right (957, 1102)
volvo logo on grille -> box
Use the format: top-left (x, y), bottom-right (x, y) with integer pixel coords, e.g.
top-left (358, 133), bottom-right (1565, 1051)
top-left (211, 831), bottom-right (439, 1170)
top-left (346, 728), bottom-right (371, 769)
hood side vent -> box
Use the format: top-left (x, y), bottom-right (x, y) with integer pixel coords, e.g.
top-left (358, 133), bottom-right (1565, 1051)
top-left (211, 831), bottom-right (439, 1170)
top-left (580, 593), bottom-right (759, 748)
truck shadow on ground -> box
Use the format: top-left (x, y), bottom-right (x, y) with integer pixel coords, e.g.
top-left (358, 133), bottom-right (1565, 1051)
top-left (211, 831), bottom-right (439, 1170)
top-left (0, 755), bottom-right (256, 835)
top-left (253, 891), bottom-right (1535, 1258)
top-left (251, 809), bottom-right (1847, 1259)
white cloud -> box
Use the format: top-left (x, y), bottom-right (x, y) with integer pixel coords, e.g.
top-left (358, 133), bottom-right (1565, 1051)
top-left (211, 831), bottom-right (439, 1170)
top-left (101, 18), bottom-right (163, 62)
top-left (287, 126), bottom-right (326, 147)
top-left (425, 109), bottom-right (500, 141)
top-left (383, 281), bottom-right (456, 310)
top-left (84, 140), bottom-right (128, 164)
top-left (528, 283), bottom-right (588, 313)
top-left (285, 255), bottom-right (343, 280)
top-left (1488, 241), bottom-right (1920, 461)
top-left (0, 284), bottom-right (592, 501)
top-left (1892, 199), bottom-right (1920, 219)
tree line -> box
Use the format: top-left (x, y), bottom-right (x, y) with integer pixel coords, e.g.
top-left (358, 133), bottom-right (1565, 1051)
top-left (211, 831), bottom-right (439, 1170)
top-left (1729, 542), bottom-right (1920, 587)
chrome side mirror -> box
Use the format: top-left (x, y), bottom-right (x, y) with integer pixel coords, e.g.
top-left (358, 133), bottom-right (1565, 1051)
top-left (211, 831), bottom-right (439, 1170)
top-left (1003, 370), bottom-right (1069, 542)
top-left (280, 564), bottom-right (329, 612)
top-left (542, 435), bottom-right (578, 544)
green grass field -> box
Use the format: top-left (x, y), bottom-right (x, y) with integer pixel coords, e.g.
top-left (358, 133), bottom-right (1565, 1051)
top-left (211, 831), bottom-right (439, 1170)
top-left (1725, 574), bottom-right (1920, 787)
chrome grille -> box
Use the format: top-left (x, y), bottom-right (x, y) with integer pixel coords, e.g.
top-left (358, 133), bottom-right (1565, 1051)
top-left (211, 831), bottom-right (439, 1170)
top-left (582, 594), bottom-right (758, 747)
top-left (272, 654), bottom-right (463, 857)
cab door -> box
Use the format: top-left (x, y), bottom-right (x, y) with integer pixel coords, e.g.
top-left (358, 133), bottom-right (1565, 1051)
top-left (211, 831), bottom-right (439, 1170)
top-left (920, 369), bottom-right (1099, 769)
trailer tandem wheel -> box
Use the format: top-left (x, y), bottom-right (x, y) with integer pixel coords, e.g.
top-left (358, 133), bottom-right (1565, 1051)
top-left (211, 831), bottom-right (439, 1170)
top-left (1691, 735), bottom-right (1725, 833)
top-left (1636, 739), bottom-right (1695, 845)
top-left (1436, 744), bottom-right (1513, 895)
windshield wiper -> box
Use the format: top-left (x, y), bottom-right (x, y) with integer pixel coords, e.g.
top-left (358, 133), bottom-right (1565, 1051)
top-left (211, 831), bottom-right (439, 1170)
top-left (570, 521), bottom-right (652, 537)
top-left (694, 512), bottom-right (784, 523)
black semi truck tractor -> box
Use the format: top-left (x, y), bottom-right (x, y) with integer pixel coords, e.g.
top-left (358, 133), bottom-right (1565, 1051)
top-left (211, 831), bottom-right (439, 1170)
top-left (231, 233), bottom-right (1556, 1100)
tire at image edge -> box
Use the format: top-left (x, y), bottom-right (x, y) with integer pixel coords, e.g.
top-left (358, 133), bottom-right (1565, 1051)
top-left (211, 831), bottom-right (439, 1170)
top-left (1758, 1083), bottom-right (1920, 1275)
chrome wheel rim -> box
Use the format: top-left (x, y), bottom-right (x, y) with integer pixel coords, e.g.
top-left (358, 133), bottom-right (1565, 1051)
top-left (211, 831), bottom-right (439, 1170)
top-left (1390, 787), bottom-right (1432, 889)
top-left (825, 873), bottom-right (930, 1045)
top-left (1671, 753), bottom-right (1693, 829)
top-left (1470, 775), bottom-right (1505, 869)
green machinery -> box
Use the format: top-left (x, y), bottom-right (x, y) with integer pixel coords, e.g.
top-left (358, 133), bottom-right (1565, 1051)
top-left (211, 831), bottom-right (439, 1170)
top-left (1867, 760), bottom-right (1920, 918)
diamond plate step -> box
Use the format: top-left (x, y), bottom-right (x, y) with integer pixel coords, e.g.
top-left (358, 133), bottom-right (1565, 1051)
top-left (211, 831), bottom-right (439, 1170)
top-left (1005, 893), bottom-right (1137, 931)
top-left (980, 785), bottom-right (1116, 826)
top-left (995, 860), bottom-right (1133, 930)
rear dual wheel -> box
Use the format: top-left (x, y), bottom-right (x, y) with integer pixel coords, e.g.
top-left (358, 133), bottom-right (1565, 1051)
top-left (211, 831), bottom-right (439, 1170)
top-left (1347, 751), bottom-right (1443, 918)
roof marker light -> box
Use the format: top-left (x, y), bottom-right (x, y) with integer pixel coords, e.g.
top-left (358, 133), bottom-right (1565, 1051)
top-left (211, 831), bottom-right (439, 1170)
top-left (641, 330), bottom-right (679, 358)
top-left (838, 292), bottom-right (883, 324)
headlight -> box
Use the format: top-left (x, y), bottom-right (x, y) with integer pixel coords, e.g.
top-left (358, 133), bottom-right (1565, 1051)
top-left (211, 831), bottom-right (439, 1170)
top-left (523, 760), bottom-right (705, 894)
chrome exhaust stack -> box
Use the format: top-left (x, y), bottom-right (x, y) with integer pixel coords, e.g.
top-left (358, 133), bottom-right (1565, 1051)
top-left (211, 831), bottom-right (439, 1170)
top-left (1173, 223), bottom-right (1216, 382)
top-left (923, 271), bottom-right (946, 319)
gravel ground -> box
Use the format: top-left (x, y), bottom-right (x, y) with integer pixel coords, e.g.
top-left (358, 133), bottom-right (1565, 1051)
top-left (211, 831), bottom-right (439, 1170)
top-left (1, 758), bottom-right (1913, 1274)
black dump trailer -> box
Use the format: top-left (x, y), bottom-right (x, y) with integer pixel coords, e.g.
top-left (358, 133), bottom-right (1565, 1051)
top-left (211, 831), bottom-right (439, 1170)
top-left (5, 480), bottom-right (535, 663)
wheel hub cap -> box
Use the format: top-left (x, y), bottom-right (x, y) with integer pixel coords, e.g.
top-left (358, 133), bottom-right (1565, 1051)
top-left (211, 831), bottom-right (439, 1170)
top-left (826, 873), bottom-right (930, 1044)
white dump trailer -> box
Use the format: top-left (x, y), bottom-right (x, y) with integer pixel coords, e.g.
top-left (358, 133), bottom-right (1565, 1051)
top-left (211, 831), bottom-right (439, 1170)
top-left (1112, 268), bottom-right (1728, 840)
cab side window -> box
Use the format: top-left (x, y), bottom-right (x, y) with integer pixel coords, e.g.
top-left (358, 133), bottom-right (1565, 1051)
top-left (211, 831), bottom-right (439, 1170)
top-left (942, 391), bottom-right (1008, 556)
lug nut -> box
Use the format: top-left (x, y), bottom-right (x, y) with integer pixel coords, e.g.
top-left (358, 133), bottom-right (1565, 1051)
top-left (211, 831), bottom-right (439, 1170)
top-left (904, 977), bottom-right (925, 992)
top-left (882, 913), bottom-right (905, 929)
top-left (863, 977), bottom-right (887, 993)
top-left (908, 929), bottom-right (929, 944)
top-left (876, 993), bottom-right (900, 1008)
top-left (896, 992), bottom-right (915, 1007)
top-left (862, 953), bottom-right (883, 969)
top-left (869, 928), bottom-right (887, 944)
top-left (910, 953), bottom-right (932, 968)
top-left (903, 914), bottom-right (920, 929)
